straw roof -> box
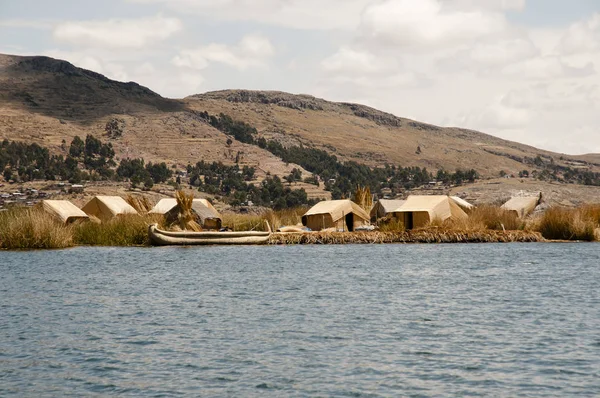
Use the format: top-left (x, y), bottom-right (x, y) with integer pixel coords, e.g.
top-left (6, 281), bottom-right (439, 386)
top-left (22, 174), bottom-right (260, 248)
top-left (375, 199), bottom-right (406, 213)
top-left (149, 198), bottom-right (178, 214)
top-left (151, 198), bottom-right (221, 220)
top-left (304, 199), bottom-right (370, 222)
top-left (82, 196), bottom-right (138, 220)
top-left (393, 195), bottom-right (468, 222)
top-left (450, 196), bottom-right (474, 211)
top-left (501, 196), bottom-right (540, 218)
top-left (41, 200), bottom-right (89, 224)
top-left (370, 199), bottom-right (406, 218)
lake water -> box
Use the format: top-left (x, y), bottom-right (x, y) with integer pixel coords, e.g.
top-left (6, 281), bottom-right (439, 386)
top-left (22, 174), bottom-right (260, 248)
top-left (1, 243), bottom-right (600, 397)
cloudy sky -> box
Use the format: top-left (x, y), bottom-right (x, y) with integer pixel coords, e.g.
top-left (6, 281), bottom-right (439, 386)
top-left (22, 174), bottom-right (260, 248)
top-left (1, 0), bottom-right (599, 154)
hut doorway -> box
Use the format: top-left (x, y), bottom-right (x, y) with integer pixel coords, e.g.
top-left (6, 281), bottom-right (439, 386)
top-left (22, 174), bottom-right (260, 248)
top-left (404, 213), bottom-right (414, 230)
top-left (345, 213), bottom-right (355, 232)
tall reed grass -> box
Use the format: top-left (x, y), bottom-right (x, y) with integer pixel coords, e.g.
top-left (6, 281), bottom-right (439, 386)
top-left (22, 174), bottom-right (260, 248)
top-left (222, 207), bottom-right (308, 231)
top-left (377, 218), bottom-right (405, 232)
top-left (444, 205), bottom-right (524, 231)
top-left (0, 208), bottom-right (73, 249)
top-left (535, 207), bottom-right (596, 241)
top-left (73, 214), bottom-right (163, 246)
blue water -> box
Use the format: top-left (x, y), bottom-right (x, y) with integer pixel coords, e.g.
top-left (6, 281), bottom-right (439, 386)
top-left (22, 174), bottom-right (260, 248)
top-left (1, 243), bottom-right (600, 397)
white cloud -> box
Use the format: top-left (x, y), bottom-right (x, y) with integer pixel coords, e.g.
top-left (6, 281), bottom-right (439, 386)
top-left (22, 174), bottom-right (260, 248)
top-left (133, 62), bottom-right (204, 98)
top-left (0, 19), bottom-right (54, 29)
top-left (322, 47), bottom-right (397, 75)
top-left (442, 0), bottom-right (525, 11)
top-left (501, 56), bottom-right (595, 79)
top-left (558, 13), bottom-right (600, 55)
top-left (359, 0), bottom-right (508, 49)
top-left (53, 15), bottom-right (182, 49)
top-left (129, 0), bottom-right (371, 30)
top-left (172, 34), bottom-right (274, 70)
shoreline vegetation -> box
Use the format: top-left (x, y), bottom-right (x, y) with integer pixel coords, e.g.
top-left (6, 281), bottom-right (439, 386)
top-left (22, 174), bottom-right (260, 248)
top-left (2, 204), bottom-right (600, 250)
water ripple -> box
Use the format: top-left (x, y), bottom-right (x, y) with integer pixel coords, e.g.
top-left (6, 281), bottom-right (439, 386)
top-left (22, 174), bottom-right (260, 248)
top-left (1, 243), bottom-right (600, 396)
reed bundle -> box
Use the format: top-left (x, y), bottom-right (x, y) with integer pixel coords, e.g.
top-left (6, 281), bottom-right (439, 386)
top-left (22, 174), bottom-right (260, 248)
top-left (126, 195), bottom-right (153, 213)
top-left (175, 190), bottom-right (202, 232)
top-left (354, 186), bottom-right (373, 213)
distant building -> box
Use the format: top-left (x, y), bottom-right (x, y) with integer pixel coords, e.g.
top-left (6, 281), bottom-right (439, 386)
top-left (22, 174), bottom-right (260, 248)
top-left (69, 184), bottom-right (84, 193)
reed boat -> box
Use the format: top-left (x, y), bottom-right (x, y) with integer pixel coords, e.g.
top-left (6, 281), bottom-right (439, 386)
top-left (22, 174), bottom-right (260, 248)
top-left (148, 223), bottom-right (271, 246)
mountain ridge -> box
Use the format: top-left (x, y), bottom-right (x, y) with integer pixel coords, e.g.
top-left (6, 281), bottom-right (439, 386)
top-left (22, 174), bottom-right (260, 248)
top-left (1, 53), bottom-right (599, 184)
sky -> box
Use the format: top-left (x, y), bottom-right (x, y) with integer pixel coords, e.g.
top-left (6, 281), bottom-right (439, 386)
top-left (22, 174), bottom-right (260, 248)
top-left (1, 0), bottom-right (599, 154)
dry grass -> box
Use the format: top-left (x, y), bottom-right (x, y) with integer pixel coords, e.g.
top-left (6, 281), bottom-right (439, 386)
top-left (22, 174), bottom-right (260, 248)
top-left (263, 207), bottom-right (307, 230)
top-left (73, 214), bottom-right (163, 246)
top-left (377, 218), bottom-right (405, 232)
top-left (0, 208), bottom-right (73, 250)
top-left (534, 207), bottom-right (596, 241)
top-left (222, 207), bottom-right (307, 231)
top-left (221, 213), bottom-right (267, 231)
top-left (580, 205), bottom-right (600, 225)
top-left (462, 205), bottom-right (524, 231)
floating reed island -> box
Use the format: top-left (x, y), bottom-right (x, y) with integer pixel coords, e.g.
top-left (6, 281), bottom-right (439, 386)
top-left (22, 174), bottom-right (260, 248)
top-left (1, 190), bottom-right (600, 250)
top-left (269, 229), bottom-right (543, 245)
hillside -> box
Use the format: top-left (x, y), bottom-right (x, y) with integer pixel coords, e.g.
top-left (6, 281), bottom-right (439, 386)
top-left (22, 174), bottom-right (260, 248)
top-left (186, 90), bottom-right (600, 176)
top-left (0, 54), bottom-right (327, 199)
top-left (2, 53), bottom-right (600, 206)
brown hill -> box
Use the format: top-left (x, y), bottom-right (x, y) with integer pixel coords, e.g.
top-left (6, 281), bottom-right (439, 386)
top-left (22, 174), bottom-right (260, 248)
top-left (0, 54), bottom-right (327, 198)
top-left (1, 53), bottom-right (599, 193)
top-left (186, 90), bottom-right (600, 176)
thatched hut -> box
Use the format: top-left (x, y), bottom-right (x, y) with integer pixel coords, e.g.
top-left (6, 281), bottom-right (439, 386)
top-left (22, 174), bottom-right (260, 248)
top-left (302, 199), bottom-right (370, 232)
top-left (391, 195), bottom-right (468, 229)
top-left (41, 200), bottom-right (89, 224)
top-left (150, 198), bottom-right (222, 230)
top-left (501, 196), bottom-right (540, 218)
top-left (81, 196), bottom-right (138, 221)
top-left (370, 199), bottom-right (406, 222)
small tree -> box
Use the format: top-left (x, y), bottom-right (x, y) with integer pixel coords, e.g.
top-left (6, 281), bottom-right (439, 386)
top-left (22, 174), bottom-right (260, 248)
top-left (3, 168), bottom-right (12, 181)
top-left (69, 136), bottom-right (84, 158)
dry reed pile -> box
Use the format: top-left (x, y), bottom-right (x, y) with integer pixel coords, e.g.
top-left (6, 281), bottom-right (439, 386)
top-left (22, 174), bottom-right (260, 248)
top-left (126, 195), bottom-right (153, 213)
top-left (269, 229), bottom-right (543, 245)
top-left (354, 186), bottom-right (372, 212)
top-left (0, 208), bottom-right (73, 249)
top-left (174, 190), bottom-right (202, 231)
